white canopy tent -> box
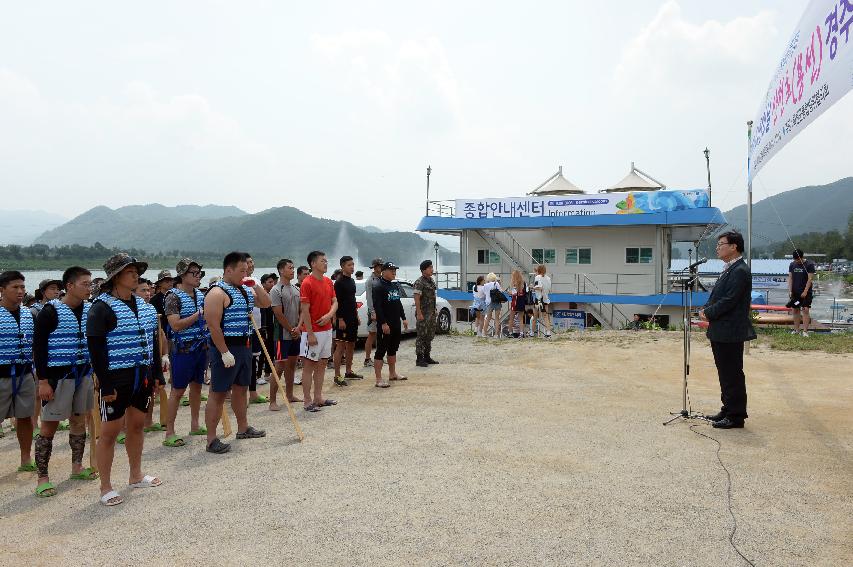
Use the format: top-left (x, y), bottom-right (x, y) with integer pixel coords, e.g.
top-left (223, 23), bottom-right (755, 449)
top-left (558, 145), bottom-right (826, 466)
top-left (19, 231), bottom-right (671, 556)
top-left (527, 166), bottom-right (585, 196)
top-left (601, 162), bottom-right (665, 193)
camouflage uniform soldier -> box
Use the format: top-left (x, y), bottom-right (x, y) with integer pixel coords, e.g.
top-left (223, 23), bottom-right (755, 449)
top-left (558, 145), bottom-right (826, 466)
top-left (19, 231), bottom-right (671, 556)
top-left (414, 260), bottom-right (439, 367)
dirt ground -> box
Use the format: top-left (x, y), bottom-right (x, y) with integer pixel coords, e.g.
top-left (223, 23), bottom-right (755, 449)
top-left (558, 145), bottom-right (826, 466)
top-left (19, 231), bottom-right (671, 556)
top-left (0, 331), bottom-right (850, 566)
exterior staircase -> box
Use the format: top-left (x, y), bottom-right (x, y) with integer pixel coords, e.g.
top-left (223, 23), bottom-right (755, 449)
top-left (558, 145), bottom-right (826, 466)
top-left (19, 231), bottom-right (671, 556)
top-left (475, 229), bottom-right (536, 274)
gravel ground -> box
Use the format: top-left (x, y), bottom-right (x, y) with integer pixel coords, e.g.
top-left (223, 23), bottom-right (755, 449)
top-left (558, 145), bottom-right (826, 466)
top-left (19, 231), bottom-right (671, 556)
top-left (0, 331), bottom-right (851, 566)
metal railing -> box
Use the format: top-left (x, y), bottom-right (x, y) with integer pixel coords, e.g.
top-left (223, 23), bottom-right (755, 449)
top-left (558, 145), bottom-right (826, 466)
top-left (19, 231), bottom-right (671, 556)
top-left (427, 200), bottom-right (455, 217)
top-left (434, 271), bottom-right (462, 290)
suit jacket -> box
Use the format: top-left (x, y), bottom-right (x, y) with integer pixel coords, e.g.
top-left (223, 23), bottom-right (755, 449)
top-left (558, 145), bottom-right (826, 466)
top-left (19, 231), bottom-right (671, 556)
top-left (703, 258), bottom-right (757, 343)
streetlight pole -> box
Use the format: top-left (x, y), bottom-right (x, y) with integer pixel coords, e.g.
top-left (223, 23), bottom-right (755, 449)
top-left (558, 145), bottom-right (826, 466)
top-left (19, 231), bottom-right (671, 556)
top-left (746, 122), bottom-right (753, 269)
top-left (434, 242), bottom-right (440, 278)
top-left (425, 165), bottom-right (432, 216)
top-left (703, 147), bottom-right (711, 207)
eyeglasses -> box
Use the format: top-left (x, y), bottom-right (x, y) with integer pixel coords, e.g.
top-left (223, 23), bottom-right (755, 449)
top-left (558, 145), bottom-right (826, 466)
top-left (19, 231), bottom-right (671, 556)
top-left (187, 270), bottom-right (205, 277)
top-left (715, 242), bottom-right (733, 248)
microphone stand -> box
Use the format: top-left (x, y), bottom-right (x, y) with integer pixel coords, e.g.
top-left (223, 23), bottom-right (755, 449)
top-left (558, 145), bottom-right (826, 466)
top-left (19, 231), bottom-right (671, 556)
top-left (664, 248), bottom-right (706, 426)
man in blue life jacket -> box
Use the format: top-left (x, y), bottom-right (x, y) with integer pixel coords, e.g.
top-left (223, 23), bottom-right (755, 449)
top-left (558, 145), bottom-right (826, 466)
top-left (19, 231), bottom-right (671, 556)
top-left (32, 267), bottom-right (98, 497)
top-left (0, 270), bottom-right (37, 473)
top-left (87, 253), bottom-right (164, 506)
top-left (202, 251), bottom-right (272, 454)
top-left (162, 258), bottom-right (209, 447)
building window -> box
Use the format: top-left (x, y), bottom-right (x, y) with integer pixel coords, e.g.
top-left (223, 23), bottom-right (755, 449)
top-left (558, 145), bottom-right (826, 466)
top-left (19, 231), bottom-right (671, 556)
top-left (626, 247), bottom-right (653, 264)
top-left (477, 249), bottom-right (500, 264)
top-left (532, 248), bottom-right (556, 264)
top-left (565, 248), bottom-right (592, 265)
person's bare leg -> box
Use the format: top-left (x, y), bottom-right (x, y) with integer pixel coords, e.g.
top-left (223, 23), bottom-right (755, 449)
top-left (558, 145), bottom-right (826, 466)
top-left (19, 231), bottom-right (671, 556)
top-left (165, 387), bottom-right (186, 438)
top-left (301, 360), bottom-right (315, 406)
top-left (284, 358), bottom-right (301, 402)
top-left (388, 355), bottom-right (398, 379)
top-left (143, 387), bottom-right (156, 427)
top-left (230, 384), bottom-right (249, 433)
top-left (97, 418), bottom-right (122, 499)
top-left (187, 382), bottom-right (202, 431)
top-left (344, 343), bottom-right (355, 374)
top-left (802, 307), bottom-right (811, 332)
top-left (124, 406), bottom-right (154, 484)
top-left (374, 359), bottom-right (383, 384)
top-left (792, 308), bottom-right (801, 332)
top-left (313, 361), bottom-right (327, 406)
top-left (333, 341), bottom-right (344, 376)
top-left (269, 361), bottom-right (284, 410)
top-left (15, 417), bottom-right (33, 466)
top-left (204, 390), bottom-right (226, 444)
top-left (365, 332), bottom-right (375, 362)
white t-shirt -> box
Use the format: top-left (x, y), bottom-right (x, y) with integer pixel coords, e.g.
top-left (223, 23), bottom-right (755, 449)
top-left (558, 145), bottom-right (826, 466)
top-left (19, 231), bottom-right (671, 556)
top-left (483, 281), bottom-right (502, 306)
top-left (534, 274), bottom-right (551, 303)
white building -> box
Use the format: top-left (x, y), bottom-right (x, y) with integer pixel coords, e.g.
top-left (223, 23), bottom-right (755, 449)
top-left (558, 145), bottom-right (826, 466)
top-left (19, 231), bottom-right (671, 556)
top-left (417, 167), bottom-right (724, 329)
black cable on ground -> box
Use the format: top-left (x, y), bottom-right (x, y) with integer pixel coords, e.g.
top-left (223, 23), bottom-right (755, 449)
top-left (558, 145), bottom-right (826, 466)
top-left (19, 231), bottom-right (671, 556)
top-left (689, 424), bottom-right (757, 567)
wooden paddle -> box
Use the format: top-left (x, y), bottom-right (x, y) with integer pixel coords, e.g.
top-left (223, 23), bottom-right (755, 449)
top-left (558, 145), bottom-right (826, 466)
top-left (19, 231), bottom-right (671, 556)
top-left (251, 318), bottom-right (304, 442)
top-left (156, 315), bottom-right (170, 427)
top-left (88, 375), bottom-right (100, 472)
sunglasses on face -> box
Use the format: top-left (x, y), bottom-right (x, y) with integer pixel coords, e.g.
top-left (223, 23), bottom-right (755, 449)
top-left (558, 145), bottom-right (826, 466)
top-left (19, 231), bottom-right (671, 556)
top-left (187, 270), bottom-right (205, 277)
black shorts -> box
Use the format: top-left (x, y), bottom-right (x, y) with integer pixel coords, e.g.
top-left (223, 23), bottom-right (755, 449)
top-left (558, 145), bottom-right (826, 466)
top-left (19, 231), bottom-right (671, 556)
top-left (276, 338), bottom-right (301, 360)
top-left (335, 318), bottom-right (359, 342)
top-left (375, 324), bottom-right (402, 359)
top-left (99, 373), bottom-right (153, 422)
top-left (791, 292), bottom-right (813, 308)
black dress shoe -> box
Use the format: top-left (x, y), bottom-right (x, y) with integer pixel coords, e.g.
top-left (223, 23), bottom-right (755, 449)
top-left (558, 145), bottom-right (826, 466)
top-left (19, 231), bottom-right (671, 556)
top-left (712, 417), bottom-right (744, 429)
top-left (425, 357), bottom-right (439, 364)
top-left (707, 411), bottom-right (727, 422)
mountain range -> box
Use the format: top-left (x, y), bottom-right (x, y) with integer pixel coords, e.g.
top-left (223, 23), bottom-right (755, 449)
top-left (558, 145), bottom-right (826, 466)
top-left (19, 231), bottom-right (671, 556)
top-left (0, 210), bottom-right (68, 245)
top-left (33, 204), bottom-right (458, 265)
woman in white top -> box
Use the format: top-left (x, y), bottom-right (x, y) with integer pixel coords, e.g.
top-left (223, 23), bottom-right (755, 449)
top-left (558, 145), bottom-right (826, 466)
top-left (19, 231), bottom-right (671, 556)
top-left (530, 265), bottom-right (553, 337)
top-left (481, 272), bottom-right (504, 338)
top-left (471, 275), bottom-right (487, 336)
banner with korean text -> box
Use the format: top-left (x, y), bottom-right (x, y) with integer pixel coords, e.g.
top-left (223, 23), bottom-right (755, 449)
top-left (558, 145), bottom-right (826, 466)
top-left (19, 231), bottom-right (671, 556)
top-left (455, 189), bottom-right (709, 219)
top-left (749, 0), bottom-right (853, 178)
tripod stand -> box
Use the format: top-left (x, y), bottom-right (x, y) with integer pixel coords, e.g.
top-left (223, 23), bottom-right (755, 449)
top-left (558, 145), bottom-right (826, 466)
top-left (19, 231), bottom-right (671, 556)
top-left (663, 256), bottom-right (706, 426)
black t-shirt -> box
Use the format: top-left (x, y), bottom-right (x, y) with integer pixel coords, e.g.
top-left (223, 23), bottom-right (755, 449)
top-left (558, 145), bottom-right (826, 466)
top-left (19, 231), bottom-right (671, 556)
top-left (334, 274), bottom-right (358, 321)
top-left (0, 305), bottom-right (32, 377)
top-left (789, 260), bottom-right (815, 293)
top-left (33, 301), bottom-right (86, 382)
top-left (372, 277), bottom-right (406, 328)
top-left (87, 296), bottom-right (162, 393)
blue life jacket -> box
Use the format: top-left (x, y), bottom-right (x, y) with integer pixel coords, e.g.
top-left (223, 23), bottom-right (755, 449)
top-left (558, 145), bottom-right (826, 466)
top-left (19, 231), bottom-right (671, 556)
top-left (46, 299), bottom-right (91, 367)
top-left (0, 305), bottom-right (34, 366)
top-left (96, 293), bottom-right (157, 371)
top-left (215, 281), bottom-right (254, 337)
top-left (169, 287), bottom-right (208, 348)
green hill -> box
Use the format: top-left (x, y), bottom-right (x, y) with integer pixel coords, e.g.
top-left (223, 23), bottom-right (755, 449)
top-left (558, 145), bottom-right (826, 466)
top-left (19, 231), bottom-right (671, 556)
top-left (34, 204), bottom-right (459, 265)
top-left (722, 177), bottom-right (853, 248)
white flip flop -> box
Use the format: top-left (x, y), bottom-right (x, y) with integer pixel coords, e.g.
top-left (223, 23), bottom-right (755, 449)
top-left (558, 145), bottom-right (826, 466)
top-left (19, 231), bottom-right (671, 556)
top-left (100, 490), bottom-right (123, 506)
top-left (129, 475), bottom-right (162, 488)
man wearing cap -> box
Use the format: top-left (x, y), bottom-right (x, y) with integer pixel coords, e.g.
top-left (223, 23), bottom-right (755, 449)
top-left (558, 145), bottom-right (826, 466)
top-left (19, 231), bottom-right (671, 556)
top-left (0, 270), bottom-right (37, 473)
top-left (87, 253), bottom-right (164, 506)
top-left (31, 279), bottom-right (62, 318)
top-left (414, 260), bottom-right (439, 367)
top-left (363, 258), bottom-right (383, 368)
top-left (162, 259), bottom-right (208, 447)
top-left (203, 251), bottom-right (271, 454)
top-left (32, 267), bottom-right (98, 497)
top-left (150, 270), bottom-right (174, 317)
top-left (372, 262), bottom-right (408, 387)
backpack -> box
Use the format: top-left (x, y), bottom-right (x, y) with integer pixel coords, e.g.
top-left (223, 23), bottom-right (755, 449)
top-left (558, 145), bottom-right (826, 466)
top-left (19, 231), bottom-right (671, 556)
top-left (489, 286), bottom-right (506, 303)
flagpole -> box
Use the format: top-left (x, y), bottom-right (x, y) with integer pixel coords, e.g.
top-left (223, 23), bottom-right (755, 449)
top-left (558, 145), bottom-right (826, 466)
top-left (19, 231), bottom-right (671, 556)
top-left (746, 120), bottom-right (753, 269)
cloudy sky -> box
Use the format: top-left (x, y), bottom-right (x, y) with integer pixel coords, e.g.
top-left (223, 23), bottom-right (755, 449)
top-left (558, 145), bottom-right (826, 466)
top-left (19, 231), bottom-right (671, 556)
top-left (1, 0), bottom-right (850, 231)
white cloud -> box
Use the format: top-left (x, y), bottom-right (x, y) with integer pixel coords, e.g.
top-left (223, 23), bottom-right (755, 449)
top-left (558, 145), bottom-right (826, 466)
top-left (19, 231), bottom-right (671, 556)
top-left (614, 1), bottom-right (778, 99)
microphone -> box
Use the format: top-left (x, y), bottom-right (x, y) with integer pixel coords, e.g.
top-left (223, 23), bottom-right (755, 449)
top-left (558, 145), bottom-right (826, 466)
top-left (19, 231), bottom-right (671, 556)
top-left (687, 257), bottom-right (707, 270)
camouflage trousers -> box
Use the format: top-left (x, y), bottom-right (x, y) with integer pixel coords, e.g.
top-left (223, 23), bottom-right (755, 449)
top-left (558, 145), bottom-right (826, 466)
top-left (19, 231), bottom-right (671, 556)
top-left (415, 313), bottom-right (437, 358)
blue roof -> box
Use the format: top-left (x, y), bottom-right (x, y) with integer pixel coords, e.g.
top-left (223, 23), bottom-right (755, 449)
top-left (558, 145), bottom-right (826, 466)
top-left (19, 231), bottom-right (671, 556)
top-left (417, 208), bottom-right (725, 232)
top-left (437, 289), bottom-right (709, 306)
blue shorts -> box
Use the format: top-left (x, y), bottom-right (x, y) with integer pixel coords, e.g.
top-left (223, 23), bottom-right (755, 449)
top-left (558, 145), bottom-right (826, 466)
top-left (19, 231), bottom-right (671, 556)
top-left (171, 347), bottom-right (208, 390)
top-left (209, 345), bottom-right (252, 393)
top-left (276, 339), bottom-right (300, 361)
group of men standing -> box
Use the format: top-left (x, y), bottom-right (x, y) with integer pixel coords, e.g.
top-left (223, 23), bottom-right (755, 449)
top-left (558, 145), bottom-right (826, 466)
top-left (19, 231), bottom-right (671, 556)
top-left (0, 249), bottom-right (440, 505)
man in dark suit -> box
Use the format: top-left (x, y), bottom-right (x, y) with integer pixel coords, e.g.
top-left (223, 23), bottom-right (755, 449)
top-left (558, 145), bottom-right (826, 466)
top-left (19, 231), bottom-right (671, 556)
top-left (699, 231), bottom-right (756, 429)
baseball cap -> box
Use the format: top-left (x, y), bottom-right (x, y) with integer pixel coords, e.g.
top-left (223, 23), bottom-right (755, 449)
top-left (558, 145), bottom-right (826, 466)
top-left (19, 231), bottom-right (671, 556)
top-left (381, 261), bottom-right (399, 271)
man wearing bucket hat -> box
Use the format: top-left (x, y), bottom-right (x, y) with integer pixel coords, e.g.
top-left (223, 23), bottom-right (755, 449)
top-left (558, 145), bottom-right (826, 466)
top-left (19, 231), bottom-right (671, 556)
top-left (150, 270), bottom-right (174, 317)
top-left (362, 258), bottom-right (383, 367)
top-left (87, 253), bottom-right (164, 506)
top-left (31, 279), bottom-right (62, 318)
top-left (161, 258), bottom-right (209, 448)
